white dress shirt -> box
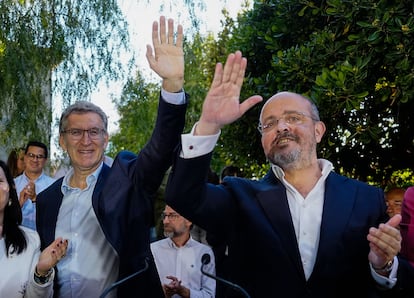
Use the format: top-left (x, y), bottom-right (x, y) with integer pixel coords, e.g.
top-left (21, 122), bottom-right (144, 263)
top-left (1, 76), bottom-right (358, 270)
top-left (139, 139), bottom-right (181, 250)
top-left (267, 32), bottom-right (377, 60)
top-left (179, 126), bottom-right (397, 288)
top-left (272, 159), bottom-right (332, 280)
top-left (151, 237), bottom-right (216, 298)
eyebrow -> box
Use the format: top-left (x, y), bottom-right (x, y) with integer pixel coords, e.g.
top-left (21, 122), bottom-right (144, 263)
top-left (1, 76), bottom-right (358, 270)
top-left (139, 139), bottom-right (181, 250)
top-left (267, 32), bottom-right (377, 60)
top-left (262, 111), bottom-right (306, 121)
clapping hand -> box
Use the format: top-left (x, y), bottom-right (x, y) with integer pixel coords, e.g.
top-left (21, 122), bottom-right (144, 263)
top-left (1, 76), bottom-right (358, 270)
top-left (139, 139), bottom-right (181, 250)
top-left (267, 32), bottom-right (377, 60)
top-left (19, 181), bottom-right (36, 206)
top-left (163, 275), bottom-right (189, 297)
top-left (367, 214), bottom-right (402, 274)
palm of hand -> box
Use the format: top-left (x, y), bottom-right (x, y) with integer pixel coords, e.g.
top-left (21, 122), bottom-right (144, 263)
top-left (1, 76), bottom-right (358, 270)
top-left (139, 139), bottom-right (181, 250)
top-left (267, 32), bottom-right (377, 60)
top-left (152, 45), bottom-right (184, 79)
top-left (202, 81), bottom-right (243, 126)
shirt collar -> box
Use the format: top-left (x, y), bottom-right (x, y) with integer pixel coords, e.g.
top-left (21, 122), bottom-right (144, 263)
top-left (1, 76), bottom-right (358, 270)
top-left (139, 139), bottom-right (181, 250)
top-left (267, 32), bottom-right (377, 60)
top-left (22, 171), bottom-right (45, 183)
top-left (61, 162), bottom-right (103, 193)
top-left (271, 158), bottom-right (333, 181)
top-left (166, 235), bottom-right (195, 249)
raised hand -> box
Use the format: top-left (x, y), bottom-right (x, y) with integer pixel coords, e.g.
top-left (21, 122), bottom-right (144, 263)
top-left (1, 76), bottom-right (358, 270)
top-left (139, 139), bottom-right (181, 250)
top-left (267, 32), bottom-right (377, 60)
top-left (146, 16), bottom-right (184, 93)
top-left (196, 51), bottom-right (263, 136)
top-left (367, 214), bottom-right (402, 273)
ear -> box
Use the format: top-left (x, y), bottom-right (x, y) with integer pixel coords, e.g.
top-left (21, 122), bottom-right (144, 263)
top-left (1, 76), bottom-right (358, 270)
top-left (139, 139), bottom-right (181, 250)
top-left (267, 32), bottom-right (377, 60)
top-left (103, 132), bottom-right (109, 149)
top-left (185, 219), bottom-right (192, 228)
top-left (59, 134), bottom-right (67, 151)
top-left (314, 121), bottom-right (326, 143)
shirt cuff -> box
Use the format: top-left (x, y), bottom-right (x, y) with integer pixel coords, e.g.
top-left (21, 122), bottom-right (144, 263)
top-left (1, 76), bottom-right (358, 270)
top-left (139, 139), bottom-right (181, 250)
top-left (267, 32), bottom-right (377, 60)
top-left (161, 88), bottom-right (186, 105)
top-left (370, 256), bottom-right (398, 289)
top-left (180, 123), bottom-right (220, 159)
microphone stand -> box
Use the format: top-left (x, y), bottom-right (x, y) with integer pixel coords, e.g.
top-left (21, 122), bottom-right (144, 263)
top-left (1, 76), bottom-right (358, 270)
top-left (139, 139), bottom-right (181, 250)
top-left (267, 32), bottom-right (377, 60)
top-left (100, 258), bottom-right (149, 298)
top-left (201, 254), bottom-right (251, 298)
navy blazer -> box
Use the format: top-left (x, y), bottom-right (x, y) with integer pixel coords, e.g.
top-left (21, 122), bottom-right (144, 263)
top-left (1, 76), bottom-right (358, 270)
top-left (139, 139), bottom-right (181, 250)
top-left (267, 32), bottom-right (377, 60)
top-left (36, 95), bottom-right (187, 297)
top-left (166, 152), bottom-right (412, 298)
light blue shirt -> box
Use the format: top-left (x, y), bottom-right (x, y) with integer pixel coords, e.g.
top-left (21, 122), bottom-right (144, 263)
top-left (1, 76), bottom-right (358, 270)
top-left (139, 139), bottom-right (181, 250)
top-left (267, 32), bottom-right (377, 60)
top-left (151, 237), bottom-right (216, 298)
top-left (55, 164), bottom-right (119, 298)
top-left (14, 172), bottom-right (56, 230)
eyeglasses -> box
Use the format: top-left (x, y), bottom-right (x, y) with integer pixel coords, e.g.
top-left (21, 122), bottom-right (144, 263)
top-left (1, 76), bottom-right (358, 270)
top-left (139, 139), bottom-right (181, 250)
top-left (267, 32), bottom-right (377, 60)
top-left (61, 128), bottom-right (105, 140)
top-left (257, 111), bottom-right (318, 134)
top-left (26, 153), bottom-right (46, 160)
top-left (161, 212), bottom-right (180, 221)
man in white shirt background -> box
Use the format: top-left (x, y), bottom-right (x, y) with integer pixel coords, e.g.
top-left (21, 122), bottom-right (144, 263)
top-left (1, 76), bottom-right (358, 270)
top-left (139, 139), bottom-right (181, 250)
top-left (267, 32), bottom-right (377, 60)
top-left (151, 205), bottom-right (216, 298)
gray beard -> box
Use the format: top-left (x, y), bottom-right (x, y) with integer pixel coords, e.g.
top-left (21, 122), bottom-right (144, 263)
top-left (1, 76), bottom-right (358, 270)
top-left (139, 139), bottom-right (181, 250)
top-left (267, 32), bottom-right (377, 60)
top-left (164, 231), bottom-right (174, 239)
top-left (267, 148), bottom-right (301, 169)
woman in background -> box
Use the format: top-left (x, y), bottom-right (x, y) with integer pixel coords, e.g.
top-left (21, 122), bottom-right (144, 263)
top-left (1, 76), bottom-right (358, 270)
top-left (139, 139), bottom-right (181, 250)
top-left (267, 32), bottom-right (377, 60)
top-left (7, 147), bottom-right (26, 178)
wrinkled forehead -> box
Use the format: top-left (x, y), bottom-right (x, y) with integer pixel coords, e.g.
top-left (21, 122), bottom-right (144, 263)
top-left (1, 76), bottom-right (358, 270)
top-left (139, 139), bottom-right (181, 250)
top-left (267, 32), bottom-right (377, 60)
top-left (66, 112), bottom-right (104, 128)
top-left (260, 93), bottom-right (311, 119)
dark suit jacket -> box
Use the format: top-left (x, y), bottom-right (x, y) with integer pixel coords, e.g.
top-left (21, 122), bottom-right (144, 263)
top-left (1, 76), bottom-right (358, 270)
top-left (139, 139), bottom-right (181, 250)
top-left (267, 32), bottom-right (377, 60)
top-left (36, 95), bottom-right (187, 297)
top-left (166, 152), bottom-right (413, 298)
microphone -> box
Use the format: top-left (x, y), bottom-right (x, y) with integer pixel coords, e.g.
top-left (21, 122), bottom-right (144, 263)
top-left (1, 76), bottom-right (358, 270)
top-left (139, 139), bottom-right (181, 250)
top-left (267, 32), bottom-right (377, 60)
top-left (200, 253), bottom-right (251, 298)
top-left (100, 258), bottom-right (149, 298)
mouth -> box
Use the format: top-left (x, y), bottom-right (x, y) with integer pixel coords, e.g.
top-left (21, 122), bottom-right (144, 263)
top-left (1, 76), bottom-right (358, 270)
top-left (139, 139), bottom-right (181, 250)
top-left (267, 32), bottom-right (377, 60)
top-left (277, 138), bottom-right (291, 145)
top-left (273, 134), bottom-right (297, 146)
top-left (78, 149), bottom-right (94, 155)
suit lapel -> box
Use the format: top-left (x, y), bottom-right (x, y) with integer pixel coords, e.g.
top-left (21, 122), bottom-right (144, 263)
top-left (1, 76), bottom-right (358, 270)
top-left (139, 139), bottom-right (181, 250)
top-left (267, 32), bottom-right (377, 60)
top-left (43, 180), bottom-right (64, 248)
top-left (312, 172), bottom-right (356, 272)
top-left (256, 174), bottom-right (305, 279)
top-left (256, 171), bottom-right (358, 281)
top-left (92, 163), bottom-right (110, 214)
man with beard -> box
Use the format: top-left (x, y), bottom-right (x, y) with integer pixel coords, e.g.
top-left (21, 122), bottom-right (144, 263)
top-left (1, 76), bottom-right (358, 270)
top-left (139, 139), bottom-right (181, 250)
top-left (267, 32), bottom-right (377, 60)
top-left (164, 53), bottom-right (413, 298)
top-left (151, 205), bottom-right (215, 298)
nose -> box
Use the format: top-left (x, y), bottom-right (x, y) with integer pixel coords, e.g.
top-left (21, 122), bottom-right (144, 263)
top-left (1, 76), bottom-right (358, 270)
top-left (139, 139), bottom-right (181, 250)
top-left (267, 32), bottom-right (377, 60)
top-left (275, 120), bottom-right (290, 132)
top-left (79, 130), bottom-right (93, 143)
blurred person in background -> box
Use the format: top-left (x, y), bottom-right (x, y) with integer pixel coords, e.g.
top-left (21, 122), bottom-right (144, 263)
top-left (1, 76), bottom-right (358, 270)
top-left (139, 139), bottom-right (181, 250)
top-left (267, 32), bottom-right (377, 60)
top-left (14, 141), bottom-right (55, 230)
top-left (7, 147), bottom-right (26, 178)
top-left (385, 187), bottom-right (406, 218)
top-left (151, 205), bottom-right (215, 298)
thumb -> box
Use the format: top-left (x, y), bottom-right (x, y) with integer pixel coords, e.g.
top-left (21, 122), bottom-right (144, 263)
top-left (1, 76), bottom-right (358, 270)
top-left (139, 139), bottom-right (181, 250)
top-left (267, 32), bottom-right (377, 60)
top-left (386, 213), bottom-right (402, 228)
top-left (239, 95), bottom-right (263, 115)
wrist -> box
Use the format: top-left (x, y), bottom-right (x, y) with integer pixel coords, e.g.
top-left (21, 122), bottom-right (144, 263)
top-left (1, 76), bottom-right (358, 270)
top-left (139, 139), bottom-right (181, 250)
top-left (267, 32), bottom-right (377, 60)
top-left (162, 78), bottom-right (184, 93)
top-left (195, 120), bottom-right (221, 136)
top-left (19, 196), bottom-right (26, 207)
top-left (372, 259), bottom-right (394, 275)
top-left (34, 266), bottom-right (53, 284)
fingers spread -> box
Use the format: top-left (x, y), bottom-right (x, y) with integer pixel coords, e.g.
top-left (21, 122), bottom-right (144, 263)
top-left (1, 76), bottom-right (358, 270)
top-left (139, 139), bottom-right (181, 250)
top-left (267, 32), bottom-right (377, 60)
top-left (159, 16), bottom-right (166, 44)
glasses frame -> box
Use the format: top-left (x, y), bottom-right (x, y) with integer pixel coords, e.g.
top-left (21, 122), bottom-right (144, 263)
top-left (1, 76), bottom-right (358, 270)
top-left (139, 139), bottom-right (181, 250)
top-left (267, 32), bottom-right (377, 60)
top-left (257, 111), bottom-right (319, 134)
top-left (61, 128), bottom-right (106, 140)
top-left (26, 152), bottom-right (46, 160)
top-left (161, 212), bottom-right (180, 221)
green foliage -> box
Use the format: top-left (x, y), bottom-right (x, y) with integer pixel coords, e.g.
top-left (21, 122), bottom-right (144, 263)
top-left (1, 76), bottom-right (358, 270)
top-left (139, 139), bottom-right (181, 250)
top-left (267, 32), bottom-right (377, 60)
top-left (107, 72), bottom-right (159, 155)
top-left (213, 0), bottom-right (414, 184)
top-left (386, 168), bottom-right (414, 189)
top-left (105, 0), bottom-right (414, 185)
top-left (0, 0), bottom-right (130, 154)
